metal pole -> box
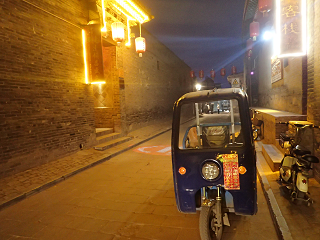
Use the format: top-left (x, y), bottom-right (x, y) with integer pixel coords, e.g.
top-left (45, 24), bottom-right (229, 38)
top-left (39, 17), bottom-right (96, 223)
top-left (230, 100), bottom-right (235, 143)
top-left (195, 103), bottom-right (201, 147)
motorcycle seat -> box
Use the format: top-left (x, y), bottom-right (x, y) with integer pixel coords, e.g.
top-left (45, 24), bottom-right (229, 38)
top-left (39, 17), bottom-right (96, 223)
top-left (293, 146), bottom-right (311, 156)
top-left (302, 154), bottom-right (319, 163)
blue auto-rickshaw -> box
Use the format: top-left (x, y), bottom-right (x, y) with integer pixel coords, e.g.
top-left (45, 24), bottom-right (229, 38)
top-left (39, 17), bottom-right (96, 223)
top-left (171, 88), bottom-right (257, 240)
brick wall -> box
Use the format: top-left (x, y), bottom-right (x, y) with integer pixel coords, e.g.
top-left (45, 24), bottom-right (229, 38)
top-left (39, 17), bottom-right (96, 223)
top-left (0, 0), bottom-right (192, 178)
top-left (0, 0), bottom-right (96, 178)
top-left (307, 0), bottom-right (320, 181)
top-left (123, 26), bottom-right (192, 132)
top-left (258, 40), bottom-right (303, 114)
top-left (0, 79), bottom-right (96, 178)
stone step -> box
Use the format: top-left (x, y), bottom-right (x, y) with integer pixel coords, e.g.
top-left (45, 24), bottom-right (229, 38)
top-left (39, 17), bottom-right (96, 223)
top-left (96, 133), bottom-right (121, 145)
top-left (96, 128), bottom-right (113, 138)
top-left (94, 137), bottom-right (132, 151)
top-left (261, 144), bottom-right (283, 172)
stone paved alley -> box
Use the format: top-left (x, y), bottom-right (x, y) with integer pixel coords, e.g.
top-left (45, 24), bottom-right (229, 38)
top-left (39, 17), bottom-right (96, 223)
top-left (0, 128), bottom-right (277, 240)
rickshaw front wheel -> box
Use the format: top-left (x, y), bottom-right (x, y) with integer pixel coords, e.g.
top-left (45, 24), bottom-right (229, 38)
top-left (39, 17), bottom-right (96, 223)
top-left (199, 203), bottom-right (223, 240)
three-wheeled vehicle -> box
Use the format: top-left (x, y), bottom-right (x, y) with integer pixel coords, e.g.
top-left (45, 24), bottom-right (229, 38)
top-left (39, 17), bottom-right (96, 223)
top-left (171, 88), bottom-right (257, 240)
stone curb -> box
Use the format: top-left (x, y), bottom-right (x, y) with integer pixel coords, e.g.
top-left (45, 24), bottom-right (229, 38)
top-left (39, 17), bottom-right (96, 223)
top-left (256, 158), bottom-right (293, 240)
top-left (0, 127), bottom-right (172, 211)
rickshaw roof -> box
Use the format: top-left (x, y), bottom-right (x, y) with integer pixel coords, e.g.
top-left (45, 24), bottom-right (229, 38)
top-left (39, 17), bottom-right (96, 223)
top-left (178, 88), bottom-right (246, 102)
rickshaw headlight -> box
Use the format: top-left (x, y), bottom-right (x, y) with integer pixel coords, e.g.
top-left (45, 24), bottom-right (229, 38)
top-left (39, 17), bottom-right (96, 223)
top-left (202, 162), bottom-right (220, 180)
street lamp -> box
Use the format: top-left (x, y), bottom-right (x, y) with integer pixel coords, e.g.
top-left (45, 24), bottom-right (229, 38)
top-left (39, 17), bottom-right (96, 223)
top-left (195, 83), bottom-right (202, 91)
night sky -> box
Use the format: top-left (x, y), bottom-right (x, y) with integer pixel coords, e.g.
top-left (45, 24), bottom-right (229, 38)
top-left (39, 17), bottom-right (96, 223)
top-left (138, 0), bottom-right (247, 87)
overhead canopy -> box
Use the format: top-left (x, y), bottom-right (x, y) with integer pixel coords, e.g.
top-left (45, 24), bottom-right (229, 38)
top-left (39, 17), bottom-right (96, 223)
top-left (107, 0), bottom-right (153, 23)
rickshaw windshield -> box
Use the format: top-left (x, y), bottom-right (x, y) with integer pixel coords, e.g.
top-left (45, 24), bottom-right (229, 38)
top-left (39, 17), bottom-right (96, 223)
top-left (179, 99), bottom-right (243, 149)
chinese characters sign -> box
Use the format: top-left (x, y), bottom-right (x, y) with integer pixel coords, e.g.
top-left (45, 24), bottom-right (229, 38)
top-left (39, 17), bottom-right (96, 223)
top-left (271, 58), bottom-right (283, 83)
top-left (222, 154), bottom-right (240, 190)
top-left (276, 0), bottom-right (306, 57)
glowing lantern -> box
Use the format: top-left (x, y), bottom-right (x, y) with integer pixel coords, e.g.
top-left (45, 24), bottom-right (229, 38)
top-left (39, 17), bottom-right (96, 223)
top-left (199, 70), bottom-right (204, 78)
top-left (250, 21), bottom-right (260, 41)
top-left (259, 0), bottom-right (272, 17)
top-left (111, 22), bottom-right (125, 43)
top-left (135, 37), bottom-right (146, 57)
top-left (231, 66), bottom-right (237, 75)
top-left (190, 71), bottom-right (195, 78)
top-left (220, 68), bottom-right (226, 77)
top-left (210, 70), bottom-right (215, 79)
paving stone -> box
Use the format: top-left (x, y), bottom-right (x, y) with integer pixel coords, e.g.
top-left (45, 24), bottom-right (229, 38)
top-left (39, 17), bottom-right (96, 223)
top-left (0, 120), bottom-right (313, 239)
top-left (176, 228), bottom-right (201, 240)
top-left (135, 225), bottom-right (181, 240)
top-left (161, 215), bottom-right (198, 228)
top-left (128, 213), bottom-right (167, 226)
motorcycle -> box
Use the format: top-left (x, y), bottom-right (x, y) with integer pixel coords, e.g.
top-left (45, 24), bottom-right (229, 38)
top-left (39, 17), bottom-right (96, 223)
top-left (171, 88), bottom-right (257, 240)
top-left (278, 121), bottom-right (319, 206)
top-left (251, 110), bottom-right (263, 141)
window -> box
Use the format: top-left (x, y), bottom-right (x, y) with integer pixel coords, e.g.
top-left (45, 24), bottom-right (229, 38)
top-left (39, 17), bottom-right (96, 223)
top-left (179, 99), bottom-right (243, 149)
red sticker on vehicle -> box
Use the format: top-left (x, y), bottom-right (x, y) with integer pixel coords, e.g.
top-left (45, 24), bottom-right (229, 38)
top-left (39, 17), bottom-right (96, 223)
top-left (222, 154), bottom-right (240, 190)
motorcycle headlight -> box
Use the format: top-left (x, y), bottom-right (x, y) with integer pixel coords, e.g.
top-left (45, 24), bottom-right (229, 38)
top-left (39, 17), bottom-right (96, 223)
top-left (202, 161), bottom-right (220, 180)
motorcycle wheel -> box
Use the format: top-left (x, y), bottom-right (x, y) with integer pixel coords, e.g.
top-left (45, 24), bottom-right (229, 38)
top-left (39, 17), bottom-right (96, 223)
top-left (199, 203), bottom-right (223, 240)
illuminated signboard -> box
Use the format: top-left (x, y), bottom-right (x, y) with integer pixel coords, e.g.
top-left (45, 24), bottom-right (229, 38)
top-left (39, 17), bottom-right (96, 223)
top-left (271, 58), bottom-right (283, 83)
top-left (276, 0), bottom-right (306, 58)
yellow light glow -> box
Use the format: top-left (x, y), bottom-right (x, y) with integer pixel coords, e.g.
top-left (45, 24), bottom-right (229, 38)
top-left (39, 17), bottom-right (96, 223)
top-left (91, 81), bottom-right (106, 85)
top-left (125, 18), bottom-right (131, 47)
top-left (82, 29), bottom-right (89, 84)
top-left (111, 22), bottom-right (125, 42)
top-left (135, 36), bottom-right (145, 53)
top-left (101, 0), bottom-right (107, 32)
top-left (276, 0), bottom-right (306, 58)
top-left (113, 0), bottom-right (149, 23)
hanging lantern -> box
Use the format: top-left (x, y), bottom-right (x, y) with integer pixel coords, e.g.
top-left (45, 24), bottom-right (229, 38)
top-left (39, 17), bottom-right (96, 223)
top-left (135, 37), bottom-right (146, 57)
top-left (220, 68), bottom-right (226, 77)
top-left (259, 0), bottom-right (272, 17)
top-left (135, 23), bottom-right (146, 57)
top-left (231, 66), bottom-right (237, 75)
top-left (250, 21), bottom-right (260, 41)
top-left (190, 70), bottom-right (195, 78)
top-left (111, 22), bottom-right (125, 43)
top-left (210, 70), bottom-right (215, 79)
top-left (199, 70), bottom-right (204, 78)
top-left (247, 50), bottom-right (252, 58)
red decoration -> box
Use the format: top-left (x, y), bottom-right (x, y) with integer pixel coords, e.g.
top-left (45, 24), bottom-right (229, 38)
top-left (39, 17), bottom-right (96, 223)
top-left (250, 21), bottom-right (260, 41)
top-left (259, 0), bottom-right (272, 16)
top-left (220, 68), bottom-right (226, 77)
top-left (199, 70), bottom-right (204, 78)
top-left (231, 66), bottom-right (237, 75)
top-left (210, 70), bottom-right (215, 79)
top-left (222, 154), bottom-right (240, 190)
top-left (190, 70), bottom-right (195, 78)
